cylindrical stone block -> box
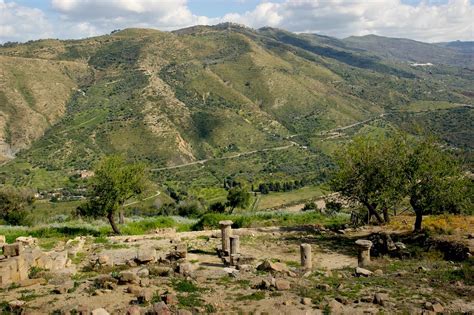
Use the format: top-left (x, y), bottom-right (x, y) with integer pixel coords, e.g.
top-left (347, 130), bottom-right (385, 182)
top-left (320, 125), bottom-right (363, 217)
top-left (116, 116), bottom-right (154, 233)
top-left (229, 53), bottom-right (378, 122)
top-left (219, 220), bottom-right (233, 255)
top-left (230, 253), bottom-right (240, 266)
top-left (355, 239), bottom-right (373, 267)
top-left (300, 243), bottom-right (312, 270)
top-left (230, 236), bottom-right (240, 255)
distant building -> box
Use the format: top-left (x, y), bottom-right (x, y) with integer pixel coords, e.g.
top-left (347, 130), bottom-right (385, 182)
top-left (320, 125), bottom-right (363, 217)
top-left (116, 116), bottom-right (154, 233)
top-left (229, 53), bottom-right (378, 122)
top-left (80, 170), bottom-right (95, 179)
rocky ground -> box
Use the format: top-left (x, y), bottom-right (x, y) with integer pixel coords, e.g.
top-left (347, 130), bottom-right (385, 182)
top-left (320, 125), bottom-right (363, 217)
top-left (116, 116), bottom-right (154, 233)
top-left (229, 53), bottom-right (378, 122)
top-left (1, 224), bottom-right (473, 314)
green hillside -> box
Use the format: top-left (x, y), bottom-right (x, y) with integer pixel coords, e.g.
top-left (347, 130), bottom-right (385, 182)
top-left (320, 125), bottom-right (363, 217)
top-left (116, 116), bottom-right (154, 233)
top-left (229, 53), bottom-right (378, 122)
top-left (343, 34), bottom-right (473, 68)
top-left (0, 24), bottom-right (472, 192)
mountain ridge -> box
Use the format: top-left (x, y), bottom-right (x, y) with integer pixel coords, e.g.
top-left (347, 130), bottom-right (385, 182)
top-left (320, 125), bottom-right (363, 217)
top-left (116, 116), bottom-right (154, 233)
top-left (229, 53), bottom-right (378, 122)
top-left (0, 25), bottom-right (472, 189)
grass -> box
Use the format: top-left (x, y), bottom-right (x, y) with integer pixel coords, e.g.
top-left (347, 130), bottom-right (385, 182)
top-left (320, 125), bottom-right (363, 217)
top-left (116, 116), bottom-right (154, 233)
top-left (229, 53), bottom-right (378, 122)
top-left (192, 211), bottom-right (349, 230)
top-left (172, 279), bottom-right (201, 293)
top-left (401, 101), bottom-right (462, 113)
top-left (0, 216), bottom-right (191, 244)
top-left (257, 185), bottom-right (329, 210)
top-left (388, 214), bottom-right (474, 234)
top-left (235, 291), bottom-right (266, 301)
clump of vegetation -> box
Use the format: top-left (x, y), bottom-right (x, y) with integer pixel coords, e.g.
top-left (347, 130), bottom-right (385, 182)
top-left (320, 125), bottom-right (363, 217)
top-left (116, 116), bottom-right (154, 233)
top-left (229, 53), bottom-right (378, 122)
top-left (302, 201), bottom-right (318, 211)
top-left (0, 187), bottom-right (34, 225)
top-left (236, 291), bottom-right (266, 301)
top-left (226, 187), bottom-right (250, 213)
top-left (77, 155), bottom-right (148, 234)
top-left (331, 133), bottom-right (471, 231)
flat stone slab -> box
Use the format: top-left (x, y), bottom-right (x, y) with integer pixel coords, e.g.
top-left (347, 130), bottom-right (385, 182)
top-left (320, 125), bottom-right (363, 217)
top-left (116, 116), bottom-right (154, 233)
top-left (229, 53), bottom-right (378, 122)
top-left (219, 220), bottom-right (233, 226)
top-left (355, 240), bottom-right (373, 248)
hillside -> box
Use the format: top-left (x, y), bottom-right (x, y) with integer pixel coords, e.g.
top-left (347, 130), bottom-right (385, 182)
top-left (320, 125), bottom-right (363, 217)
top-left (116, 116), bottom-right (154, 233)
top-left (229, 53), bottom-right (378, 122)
top-left (343, 34), bottom-right (473, 68)
top-left (0, 24), bottom-right (472, 190)
top-left (0, 54), bottom-right (90, 162)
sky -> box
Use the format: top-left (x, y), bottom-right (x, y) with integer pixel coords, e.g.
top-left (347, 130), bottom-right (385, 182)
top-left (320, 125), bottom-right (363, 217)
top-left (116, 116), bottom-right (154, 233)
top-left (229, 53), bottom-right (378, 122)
top-left (1, 0), bottom-right (473, 44)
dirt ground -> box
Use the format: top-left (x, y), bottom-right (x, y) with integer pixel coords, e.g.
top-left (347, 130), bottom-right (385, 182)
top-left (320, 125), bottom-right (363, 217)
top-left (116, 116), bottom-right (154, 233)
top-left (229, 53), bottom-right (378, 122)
top-left (1, 222), bottom-right (473, 314)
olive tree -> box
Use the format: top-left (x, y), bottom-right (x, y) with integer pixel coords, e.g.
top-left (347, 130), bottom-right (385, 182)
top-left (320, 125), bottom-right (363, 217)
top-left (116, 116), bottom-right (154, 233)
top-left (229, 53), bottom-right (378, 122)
top-left (226, 187), bottom-right (250, 213)
top-left (0, 187), bottom-right (33, 225)
top-left (78, 155), bottom-right (147, 234)
top-left (405, 138), bottom-right (470, 231)
top-left (330, 134), bottom-right (407, 224)
top-left (331, 133), bottom-right (470, 231)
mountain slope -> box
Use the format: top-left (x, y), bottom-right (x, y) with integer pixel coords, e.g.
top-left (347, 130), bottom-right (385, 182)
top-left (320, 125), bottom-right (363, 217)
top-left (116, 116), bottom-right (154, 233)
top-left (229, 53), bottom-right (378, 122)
top-left (0, 55), bottom-right (89, 162)
top-left (343, 34), bottom-right (473, 68)
top-left (0, 24), bottom-right (472, 189)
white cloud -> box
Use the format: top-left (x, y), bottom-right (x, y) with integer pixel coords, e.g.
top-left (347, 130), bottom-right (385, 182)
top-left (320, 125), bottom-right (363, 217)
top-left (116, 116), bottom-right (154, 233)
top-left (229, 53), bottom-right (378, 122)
top-left (221, 0), bottom-right (474, 42)
top-left (0, 0), bottom-right (53, 42)
top-left (0, 0), bottom-right (472, 43)
top-left (50, 0), bottom-right (215, 33)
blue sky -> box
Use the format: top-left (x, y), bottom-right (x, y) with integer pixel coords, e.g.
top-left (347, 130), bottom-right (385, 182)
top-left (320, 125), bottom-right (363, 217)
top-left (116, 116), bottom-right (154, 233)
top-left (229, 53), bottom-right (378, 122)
top-left (1, 0), bottom-right (473, 43)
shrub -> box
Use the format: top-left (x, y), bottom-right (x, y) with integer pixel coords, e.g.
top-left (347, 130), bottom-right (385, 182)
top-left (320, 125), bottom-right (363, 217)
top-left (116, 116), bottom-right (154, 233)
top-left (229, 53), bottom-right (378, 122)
top-left (177, 200), bottom-right (203, 218)
top-left (302, 202), bottom-right (317, 211)
top-left (209, 202), bottom-right (226, 213)
top-left (325, 201), bottom-right (342, 213)
top-left (0, 187), bottom-right (34, 226)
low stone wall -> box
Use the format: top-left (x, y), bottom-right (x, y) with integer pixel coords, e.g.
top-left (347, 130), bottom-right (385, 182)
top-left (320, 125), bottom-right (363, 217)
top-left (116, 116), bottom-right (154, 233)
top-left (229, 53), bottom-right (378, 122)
top-left (0, 243), bottom-right (28, 287)
top-left (0, 236), bottom-right (72, 287)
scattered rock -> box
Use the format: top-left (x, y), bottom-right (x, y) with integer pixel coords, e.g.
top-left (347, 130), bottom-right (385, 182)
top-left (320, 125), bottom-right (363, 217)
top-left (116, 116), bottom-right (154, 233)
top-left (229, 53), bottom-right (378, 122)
top-left (335, 296), bottom-right (349, 305)
top-left (98, 255), bottom-right (113, 267)
top-left (361, 296), bottom-right (373, 303)
top-left (127, 285), bottom-right (142, 295)
top-left (256, 260), bottom-right (289, 273)
top-left (152, 302), bottom-right (171, 315)
top-left (301, 297), bottom-right (312, 305)
top-left (119, 271), bottom-right (140, 284)
top-left (163, 293), bottom-right (177, 305)
top-left (137, 247), bottom-right (157, 264)
top-left (91, 308), bottom-right (110, 315)
top-left (177, 310), bottom-right (192, 315)
top-left (166, 244), bottom-right (187, 262)
top-left (275, 279), bottom-right (291, 291)
top-left (373, 293), bottom-right (389, 306)
top-left (140, 278), bottom-right (150, 287)
top-left (316, 284), bottom-right (331, 291)
top-left (75, 305), bottom-right (91, 315)
top-left (355, 267), bottom-right (373, 277)
top-left (327, 299), bottom-right (345, 314)
top-left (373, 269), bottom-right (384, 276)
top-left (425, 302), bottom-right (444, 313)
top-left (150, 266), bottom-right (173, 277)
top-left (15, 236), bottom-right (38, 247)
top-left (137, 288), bottom-right (154, 303)
top-left (223, 267), bottom-right (239, 278)
top-left (126, 305), bottom-right (141, 315)
top-left (8, 300), bottom-right (25, 312)
top-left (236, 264), bottom-right (254, 272)
top-left (256, 279), bottom-right (272, 290)
top-left (418, 266), bottom-right (430, 272)
top-left (95, 275), bottom-right (118, 290)
top-left (53, 280), bottom-right (75, 294)
top-left (176, 262), bottom-right (195, 276)
top-left (137, 267), bottom-right (150, 278)
top-left (396, 271), bottom-right (408, 277)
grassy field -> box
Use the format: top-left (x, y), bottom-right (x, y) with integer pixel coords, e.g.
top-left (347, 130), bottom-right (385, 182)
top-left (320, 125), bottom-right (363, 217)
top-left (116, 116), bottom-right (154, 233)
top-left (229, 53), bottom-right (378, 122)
top-left (256, 185), bottom-right (329, 210)
top-left (401, 101), bottom-right (464, 112)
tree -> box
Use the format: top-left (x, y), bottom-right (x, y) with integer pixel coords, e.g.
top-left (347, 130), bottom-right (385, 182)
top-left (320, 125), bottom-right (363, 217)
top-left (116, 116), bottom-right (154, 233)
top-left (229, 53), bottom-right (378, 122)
top-left (330, 134), bottom-right (407, 224)
top-left (0, 187), bottom-right (34, 225)
top-left (209, 202), bottom-right (226, 213)
top-left (226, 187), bottom-right (250, 213)
top-left (77, 155), bottom-right (147, 234)
top-left (405, 137), bottom-right (470, 231)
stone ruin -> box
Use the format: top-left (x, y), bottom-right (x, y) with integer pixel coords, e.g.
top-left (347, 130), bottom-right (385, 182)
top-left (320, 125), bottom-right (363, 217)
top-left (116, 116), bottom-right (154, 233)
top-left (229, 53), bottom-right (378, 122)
top-left (217, 220), bottom-right (256, 268)
top-left (0, 235), bottom-right (73, 288)
top-left (217, 221), bottom-right (314, 271)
